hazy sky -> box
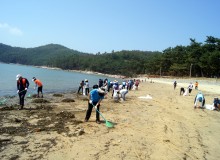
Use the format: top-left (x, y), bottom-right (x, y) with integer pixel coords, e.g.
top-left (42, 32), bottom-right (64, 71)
top-left (0, 0), bottom-right (219, 53)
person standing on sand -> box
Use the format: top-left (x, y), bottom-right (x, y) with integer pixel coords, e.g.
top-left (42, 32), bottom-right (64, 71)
top-left (84, 85), bottom-right (106, 124)
top-left (195, 81), bottom-right (198, 90)
top-left (188, 82), bottom-right (194, 95)
top-left (78, 80), bottom-right (84, 94)
top-left (173, 81), bottom-right (177, 90)
top-left (16, 74), bottom-right (29, 110)
top-left (84, 79), bottom-right (89, 95)
top-left (134, 79), bottom-right (139, 90)
top-left (32, 77), bottom-right (43, 98)
top-left (194, 92), bottom-right (205, 109)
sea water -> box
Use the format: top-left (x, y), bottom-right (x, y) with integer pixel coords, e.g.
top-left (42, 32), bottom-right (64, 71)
top-left (0, 63), bottom-right (121, 97)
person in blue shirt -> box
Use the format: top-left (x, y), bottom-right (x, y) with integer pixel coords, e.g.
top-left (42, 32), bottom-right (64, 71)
top-left (84, 85), bottom-right (106, 124)
top-left (194, 92), bottom-right (205, 109)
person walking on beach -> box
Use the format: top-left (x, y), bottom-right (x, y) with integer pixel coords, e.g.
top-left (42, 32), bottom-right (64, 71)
top-left (194, 92), bottom-right (205, 109)
top-left (32, 77), bottom-right (43, 98)
top-left (173, 81), bottom-right (177, 90)
top-left (78, 80), bottom-right (84, 94)
top-left (16, 74), bottom-right (29, 110)
top-left (134, 79), bottom-right (139, 90)
top-left (84, 85), bottom-right (106, 124)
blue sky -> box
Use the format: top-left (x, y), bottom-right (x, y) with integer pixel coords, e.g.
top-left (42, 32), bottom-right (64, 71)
top-left (0, 0), bottom-right (219, 54)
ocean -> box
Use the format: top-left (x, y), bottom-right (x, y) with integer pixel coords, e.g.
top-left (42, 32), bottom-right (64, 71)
top-left (0, 63), bottom-right (121, 97)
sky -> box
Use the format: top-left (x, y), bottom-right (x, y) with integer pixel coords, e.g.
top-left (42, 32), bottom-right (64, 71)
top-left (0, 0), bottom-right (220, 54)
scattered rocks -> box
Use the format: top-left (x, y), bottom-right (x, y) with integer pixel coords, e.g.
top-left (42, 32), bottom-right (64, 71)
top-left (56, 111), bottom-right (75, 119)
top-left (32, 98), bottom-right (50, 103)
top-left (68, 128), bottom-right (85, 137)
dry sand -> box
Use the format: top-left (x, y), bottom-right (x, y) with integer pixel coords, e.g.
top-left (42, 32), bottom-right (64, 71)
top-left (0, 78), bottom-right (220, 160)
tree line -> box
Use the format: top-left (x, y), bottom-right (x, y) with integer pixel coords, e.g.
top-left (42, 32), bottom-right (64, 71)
top-left (0, 36), bottom-right (219, 77)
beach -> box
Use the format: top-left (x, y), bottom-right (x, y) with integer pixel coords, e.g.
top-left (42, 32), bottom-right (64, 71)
top-left (0, 78), bottom-right (220, 160)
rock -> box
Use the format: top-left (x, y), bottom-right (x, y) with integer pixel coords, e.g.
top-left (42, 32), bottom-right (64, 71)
top-left (32, 98), bottom-right (50, 103)
top-left (76, 128), bottom-right (85, 136)
top-left (14, 118), bottom-right (21, 123)
top-left (33, 128), bottom-right (42, 132)
top-left (61, 98), bottom-right (75, 102)
top-left (53, 94), bottom-right (63, 97)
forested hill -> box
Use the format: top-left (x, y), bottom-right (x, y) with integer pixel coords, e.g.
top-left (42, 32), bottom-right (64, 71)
top-left (0, 36), bottom-right (220, 77)
top-left (0, 43), bottom-right (88, 66)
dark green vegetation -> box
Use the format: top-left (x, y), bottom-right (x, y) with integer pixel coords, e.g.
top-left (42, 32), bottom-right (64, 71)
top-left (0, 36), bottom-right (220, 77)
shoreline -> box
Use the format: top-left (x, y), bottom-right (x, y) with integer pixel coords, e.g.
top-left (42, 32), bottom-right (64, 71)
top-left (137, 77), bottom-right (220, 95)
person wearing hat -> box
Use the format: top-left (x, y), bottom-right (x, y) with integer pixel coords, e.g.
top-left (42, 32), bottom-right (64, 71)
top-left (84, 79), bottom-right (89, 96)
top-left (84, 85), bottom-right (106, 124)
top-left (32, 77), bottom-right (43, 98)
top-left (194, 92), bottom-right (205, 109)
top-left (16, 74), bottom-right (29, 110)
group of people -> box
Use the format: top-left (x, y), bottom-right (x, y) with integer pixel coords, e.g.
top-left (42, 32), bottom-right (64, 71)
top-left (16, 74), bottom-right (43, 110)
top-left (174, 80), bottom-right (219, 111)
top-left (16, 74), bottom-right (219, 123)
top-left (83, 78), bottom-right (140, 124)
top-left (77, 79), bottom-right (90, 95)
top-left (194, 93), bottom-right (220, 111)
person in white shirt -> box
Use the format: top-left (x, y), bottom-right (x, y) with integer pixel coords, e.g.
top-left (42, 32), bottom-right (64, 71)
top-left (120, 89), bottom-right (128, 101)
top-left (188, 82), bottom-right (194, 95)
top-left (84, 79), bottom-right (89, 96)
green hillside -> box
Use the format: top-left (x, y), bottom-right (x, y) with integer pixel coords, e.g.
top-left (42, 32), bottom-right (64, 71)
top-left (0, 36), bottom-right (220, 77)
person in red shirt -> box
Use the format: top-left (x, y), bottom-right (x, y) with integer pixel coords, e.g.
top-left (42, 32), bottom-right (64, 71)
top-left (32, 77), bottom-right (43, 98)
top-left (16, 74), bottom-right (29, 109)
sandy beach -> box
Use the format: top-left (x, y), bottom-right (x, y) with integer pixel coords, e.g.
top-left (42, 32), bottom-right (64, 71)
top-left (0, 78), bottom-right (220, 160)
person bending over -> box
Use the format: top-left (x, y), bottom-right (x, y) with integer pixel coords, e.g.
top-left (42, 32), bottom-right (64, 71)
top-left (194, 92), bottom-right (205, 109)
top-left (32, 77), bottom-right (43, 98)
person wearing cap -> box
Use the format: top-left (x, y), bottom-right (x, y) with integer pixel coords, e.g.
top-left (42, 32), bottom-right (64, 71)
top-left (84, 85), bottom-right (106, 124)
top-left (16, 74), bottom-right (29, 110)
top-left (32, 77), bottom-right (43, 98)
top-left (112, 80), bottom-right (119, 98)
top-left (194, 92), bottom-right (205, 109)
top-left (84, 79), bottom-right (89, 96)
